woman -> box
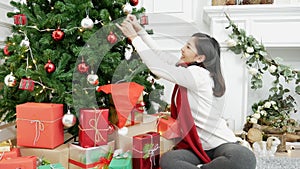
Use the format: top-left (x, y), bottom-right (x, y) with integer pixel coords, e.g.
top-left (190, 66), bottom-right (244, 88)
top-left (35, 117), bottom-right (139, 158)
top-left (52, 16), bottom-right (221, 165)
top-left (117, 14), bottom-right (256, 169)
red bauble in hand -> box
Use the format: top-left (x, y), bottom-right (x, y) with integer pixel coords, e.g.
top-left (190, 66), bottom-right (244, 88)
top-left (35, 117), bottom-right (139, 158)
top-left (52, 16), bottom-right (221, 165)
top-left (107, 31), bottom-right (117, 44)
top-left (3, 45), bottom-right (11, 56)
top-left (52, 28), bottom-right (64, 41)
top-left (44, 60), bottom-right (56, 73)
top-left (77, 59), bottom-right (89, 73)
top-left (130, 0), bottom-right (139, 6)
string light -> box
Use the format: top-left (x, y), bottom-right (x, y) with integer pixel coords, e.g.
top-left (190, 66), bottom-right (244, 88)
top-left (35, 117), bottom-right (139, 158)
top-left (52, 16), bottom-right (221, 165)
top-left (18, 30), bottom-right (37, 70)
top-left (33, 77), bottom-right (55, 92)
top-left (26, 25), bottom-right (80, 32)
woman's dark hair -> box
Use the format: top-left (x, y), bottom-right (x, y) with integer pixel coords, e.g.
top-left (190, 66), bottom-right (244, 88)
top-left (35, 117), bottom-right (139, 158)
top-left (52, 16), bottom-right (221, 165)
top-left (192, 33), bottom-right (225, 97)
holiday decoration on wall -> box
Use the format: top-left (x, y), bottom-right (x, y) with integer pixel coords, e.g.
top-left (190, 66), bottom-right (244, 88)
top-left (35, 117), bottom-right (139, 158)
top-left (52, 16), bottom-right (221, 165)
top-left (225, 14), bottom-right (299, 133)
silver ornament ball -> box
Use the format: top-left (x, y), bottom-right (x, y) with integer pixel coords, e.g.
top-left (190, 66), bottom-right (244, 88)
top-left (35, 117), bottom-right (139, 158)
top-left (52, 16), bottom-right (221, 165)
top-left (81, 15), bottom-right (94, 29)
top-left (62, 111), bottom-right (76, 128)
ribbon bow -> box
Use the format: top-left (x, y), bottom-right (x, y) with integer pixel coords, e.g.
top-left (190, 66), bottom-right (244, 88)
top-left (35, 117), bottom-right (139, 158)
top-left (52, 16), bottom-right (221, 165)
top-left (30, 120), bottom-right (45, 145)
top-left (89, 112), bottom-right (105, 145)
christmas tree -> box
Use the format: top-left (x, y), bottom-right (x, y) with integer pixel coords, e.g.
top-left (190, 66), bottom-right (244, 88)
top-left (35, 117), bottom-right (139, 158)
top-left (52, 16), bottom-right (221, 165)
top-left (0, 0), bottom-right (166, 131)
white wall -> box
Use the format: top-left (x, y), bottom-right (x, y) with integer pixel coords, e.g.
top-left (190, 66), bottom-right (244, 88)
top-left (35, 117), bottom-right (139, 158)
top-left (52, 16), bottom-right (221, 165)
top-left (0, 0), bottom-right (14, 47)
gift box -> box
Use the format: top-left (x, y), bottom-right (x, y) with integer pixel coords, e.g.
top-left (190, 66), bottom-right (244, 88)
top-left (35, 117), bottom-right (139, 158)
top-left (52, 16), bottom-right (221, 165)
top-left (79, 108), bottom-right (109, 148)
top-left (19, 78), bottom-right (35, 91)
top-left (109, 152), bottom-right (132, 169)
top-left (155, 113), bottom-right (180, 139)
top-left (16, 102), bottom-right (64, 149)
top-left (14, 14), bottom-right (27, 25)
top-left (0, 156), bottom-right (36, 169)
top-left (160, 137), bottom-right (175, 155)
top-left (116, 114), bottom-right (157, 152)
top-left (69, 140), bottom-right (115, 169)
top-left (0, 140), bottom-right (11, 152)
top-left (38, 163), bottom-right (65, 169)
top-left (0, 148), bottom-right (20, 161)
top-left (20, 143), bottom-right (69, 169)
top-left (132, 132), bottom-right (160, 169)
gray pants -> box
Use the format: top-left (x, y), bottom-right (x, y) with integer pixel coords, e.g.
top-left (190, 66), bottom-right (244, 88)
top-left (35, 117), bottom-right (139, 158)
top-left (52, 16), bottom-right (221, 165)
top-left (160, 142), bottom-right (256, 169)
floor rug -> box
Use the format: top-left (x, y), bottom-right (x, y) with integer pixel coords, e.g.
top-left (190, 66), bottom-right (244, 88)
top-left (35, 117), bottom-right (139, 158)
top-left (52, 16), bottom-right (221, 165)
top-left (256, 156), bottom-right (300, 169)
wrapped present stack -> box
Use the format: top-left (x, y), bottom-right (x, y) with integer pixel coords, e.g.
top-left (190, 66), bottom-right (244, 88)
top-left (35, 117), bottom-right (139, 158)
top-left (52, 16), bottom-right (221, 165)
top-left (1, 82), bottom-right (178, 169)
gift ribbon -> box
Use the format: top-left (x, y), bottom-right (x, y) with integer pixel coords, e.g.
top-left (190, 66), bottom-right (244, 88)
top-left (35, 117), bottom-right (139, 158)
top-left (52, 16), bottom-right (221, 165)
top-left (79, 109), bottom-right (109, 146)
top-left (69, 159), bottom-right (102, 168)
top-left (133, 134), bottom-right (160, 169)
top-left (31, 120), bottom-right (44, 145)
top-left (0, 151), bottom-right (4, 160)
top-left (17, 117), bottom-right (62, 145)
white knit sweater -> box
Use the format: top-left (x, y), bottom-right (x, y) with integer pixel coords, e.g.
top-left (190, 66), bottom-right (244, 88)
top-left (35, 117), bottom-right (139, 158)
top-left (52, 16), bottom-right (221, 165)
top-left (132, 30), bottom-right (237, 150)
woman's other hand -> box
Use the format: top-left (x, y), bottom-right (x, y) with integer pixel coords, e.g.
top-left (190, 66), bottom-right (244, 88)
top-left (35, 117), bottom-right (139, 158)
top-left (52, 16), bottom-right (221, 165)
top-left (116, 19), bottom-right (138, 41)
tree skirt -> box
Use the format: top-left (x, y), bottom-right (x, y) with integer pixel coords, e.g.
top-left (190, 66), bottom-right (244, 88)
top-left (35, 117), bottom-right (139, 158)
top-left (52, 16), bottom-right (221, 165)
top-left (256, 156), bottom-right (300, 169)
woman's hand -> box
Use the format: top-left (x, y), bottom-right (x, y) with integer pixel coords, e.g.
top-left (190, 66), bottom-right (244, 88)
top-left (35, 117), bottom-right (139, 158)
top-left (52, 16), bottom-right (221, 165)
top-left (116, 19), bottom-right (138, 41)
top-left (126, 14), bottom-right (143, 32)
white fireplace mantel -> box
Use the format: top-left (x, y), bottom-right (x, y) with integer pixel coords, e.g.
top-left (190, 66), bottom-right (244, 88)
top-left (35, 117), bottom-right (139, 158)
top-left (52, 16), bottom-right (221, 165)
top-left (203, 5), bottom-right (300, 131)
top-left (203, 4), bottom-right (300, 48)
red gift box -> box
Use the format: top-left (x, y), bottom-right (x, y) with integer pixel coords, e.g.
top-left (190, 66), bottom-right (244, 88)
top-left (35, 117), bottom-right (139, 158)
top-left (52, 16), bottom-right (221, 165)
top-left (140, 15), bottom-right (148, 25)
top-left (0, 148), bottom-right (20, 161)
top-left (0, 156), bottom-right (36, 169)
top-left (16, 103), bottom-right (64, 149)
top-left (79, 108), bottom-right (109, 148)
top-left (19, 78), bottom-right (35, 91)
top-left (14, 14), bottom-right (27, 25)
top-left (156, 114), bottom-right (180, 139)
top-left (133, 131), bottom-right (160, 169)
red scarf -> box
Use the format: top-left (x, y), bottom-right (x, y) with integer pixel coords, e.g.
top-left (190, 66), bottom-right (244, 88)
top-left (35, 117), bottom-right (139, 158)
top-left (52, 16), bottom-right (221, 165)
top-left (171, 84), bottom-right (211, 164)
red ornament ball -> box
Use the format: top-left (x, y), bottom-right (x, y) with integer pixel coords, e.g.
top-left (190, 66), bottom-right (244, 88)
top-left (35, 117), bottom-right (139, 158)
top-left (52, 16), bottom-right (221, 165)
top-left (107, 31), bottom-right (117, 44)
top-left (77, 61), bottom-right (89, 73)
top-left (3, 45), bottom-right (11, 56)
top-left (44, 60), bottom-right (56, 73)
top-left (130, 0), bottom-right (139, 6)
top-left (52, 29), bottom-right (64, 41)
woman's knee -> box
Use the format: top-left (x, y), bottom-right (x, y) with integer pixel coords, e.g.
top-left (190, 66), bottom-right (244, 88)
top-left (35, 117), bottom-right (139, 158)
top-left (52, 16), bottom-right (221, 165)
top-left (160, 151), bottom-right (177, 169)
top-left (228, 145), bottom-right (257, 169)
top-left (160, 149), bottom-right (201, 169)
top-left (214, 143), bottom-right (256, 169)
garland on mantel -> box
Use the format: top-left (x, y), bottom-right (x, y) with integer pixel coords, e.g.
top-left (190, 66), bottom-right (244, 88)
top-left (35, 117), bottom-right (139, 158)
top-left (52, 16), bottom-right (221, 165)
top-left (224, 13), bottom-right (300, 129)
